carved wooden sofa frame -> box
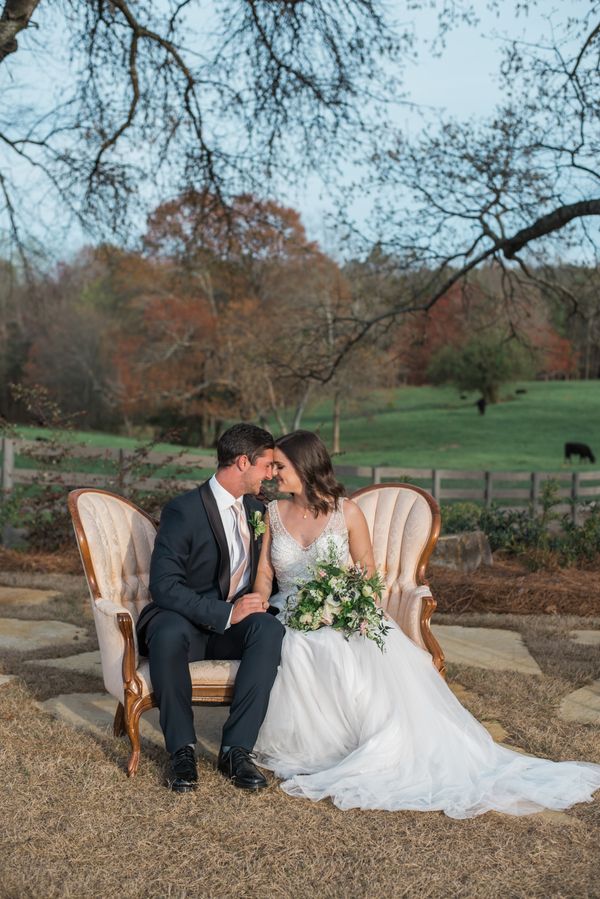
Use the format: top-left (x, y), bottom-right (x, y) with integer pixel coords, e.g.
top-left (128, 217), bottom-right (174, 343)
top-left (68, 481), bottom-right (445, 778)
top-left (351, 482), bottom-right (445, 677)
top-left (68, 488), bottom-right (237, 778)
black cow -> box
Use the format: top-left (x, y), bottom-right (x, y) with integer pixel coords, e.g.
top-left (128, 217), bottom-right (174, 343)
top-left (564, 442), bottom-right (596, 464)
top-left (476, 398), bottom-right (487, 415)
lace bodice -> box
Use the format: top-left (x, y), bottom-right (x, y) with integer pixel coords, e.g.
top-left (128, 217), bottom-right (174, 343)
top-left (268, 499), bottom-right (349, 609)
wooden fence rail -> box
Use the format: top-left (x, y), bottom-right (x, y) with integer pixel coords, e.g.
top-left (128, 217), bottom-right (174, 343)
top-left (2, 438), bottom-right (600, 522)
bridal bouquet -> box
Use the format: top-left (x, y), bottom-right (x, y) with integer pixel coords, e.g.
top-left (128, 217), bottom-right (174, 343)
top-left (285, 543), bottom-right (389, 651)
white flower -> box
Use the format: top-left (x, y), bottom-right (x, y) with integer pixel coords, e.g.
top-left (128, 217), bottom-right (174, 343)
top-left (320, 597), bottom-right (341, 626)
top-left (299, 613), bottom-right (312, 625)
top-left (362, 585), bottom-right (373, 597)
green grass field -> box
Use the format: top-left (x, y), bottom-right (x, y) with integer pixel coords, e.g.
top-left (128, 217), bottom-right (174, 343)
top-left (303, 381), bottom-right (600, 471)
top-left (13, 380), bottom-right (600, 472)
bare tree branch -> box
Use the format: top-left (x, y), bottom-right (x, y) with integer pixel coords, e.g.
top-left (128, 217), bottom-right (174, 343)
top-left (569, 20), bottom-right (600, 78)
top-left (502, 200), bottom-right (600, 259)
top-left (0, 169), bottom-right (29, 273)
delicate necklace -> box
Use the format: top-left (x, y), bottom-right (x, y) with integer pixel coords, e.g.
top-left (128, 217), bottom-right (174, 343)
top-left (294, 499), bottom-right (309, 519)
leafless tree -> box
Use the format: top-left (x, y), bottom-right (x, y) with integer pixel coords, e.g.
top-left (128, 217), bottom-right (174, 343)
top-left (4, 2), bottom-right (600, 392)
top-left (321, 3), bottom-right (600, 383)
top-left (0, 0), bottom-right (406, 251)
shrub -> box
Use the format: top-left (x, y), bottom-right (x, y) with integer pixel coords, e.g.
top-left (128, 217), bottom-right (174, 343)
top-left (441, 481), bottom-right (600, 569)
top-left (440, 502), bottom-right (482, 534)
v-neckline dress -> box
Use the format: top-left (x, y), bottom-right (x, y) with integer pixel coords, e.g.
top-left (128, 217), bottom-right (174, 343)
top-left (253, 500), bottom-right (600, 818)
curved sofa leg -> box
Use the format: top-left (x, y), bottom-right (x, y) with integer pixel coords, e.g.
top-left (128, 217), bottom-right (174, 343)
top-left (113, 702), bottom-right (126, 737)
top-left (124, 693), bottom-right (146, 777)
top-left (116, 611), bottom-right (147, 777)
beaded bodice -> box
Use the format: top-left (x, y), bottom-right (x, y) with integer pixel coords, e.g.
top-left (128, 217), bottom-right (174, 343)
top-left (268, 499), bottom-right (349, 608)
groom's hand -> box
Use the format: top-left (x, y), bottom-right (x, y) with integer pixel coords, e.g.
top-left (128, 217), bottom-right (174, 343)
top-left (230, 592), bottom-right (267, 625)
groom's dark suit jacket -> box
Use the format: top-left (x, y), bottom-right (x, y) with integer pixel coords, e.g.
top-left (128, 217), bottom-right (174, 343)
top-left (136, 480), bottom-right (266, 656)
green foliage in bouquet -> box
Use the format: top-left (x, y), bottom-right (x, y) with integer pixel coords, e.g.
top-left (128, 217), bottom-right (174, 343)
top-left (285, 542), bottom-right (390, 651)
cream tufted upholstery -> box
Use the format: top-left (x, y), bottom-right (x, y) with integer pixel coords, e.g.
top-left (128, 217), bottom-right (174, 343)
top-left (75, 490), bottom-right (156, 620)
top-left (69, 484), bottom-right (444, 776)
top-left (68, 488), bottom-right (239, 776)
top-left (351, 483), bottom-right (445, 674)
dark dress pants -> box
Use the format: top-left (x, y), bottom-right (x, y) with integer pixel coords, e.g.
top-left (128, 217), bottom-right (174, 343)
top-left (145, 609), bottom-right (284, 755)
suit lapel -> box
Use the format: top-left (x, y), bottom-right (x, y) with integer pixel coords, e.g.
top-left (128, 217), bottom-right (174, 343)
top-left (244, 495), bottom-right (259, 584)
top-left (199, 480), bottom-right (230, 601)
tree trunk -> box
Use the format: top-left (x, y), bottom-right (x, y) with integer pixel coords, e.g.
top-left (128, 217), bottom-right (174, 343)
top-left (291, 382), bottom-right (313, 431)
top-left (0, 0), bottom-right (41, 64)
top-left (332, 389), bottom-right (342, 454)
top-left (265, 373), bottom-right (288, 434)
top-left (584, 312), bottom-right (594, 380)
top-left (210, 418), bottom-right (223, 448)
top-left (484, 385), bottom-right (499, 404)
top-left (122, 414), bottom-right (134, 438)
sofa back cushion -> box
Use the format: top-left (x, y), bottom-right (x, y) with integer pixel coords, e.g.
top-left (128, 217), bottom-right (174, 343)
top-left (352, 485), bottom-right (434, 612)
top-left (75, 490), bottom-right (157, 621)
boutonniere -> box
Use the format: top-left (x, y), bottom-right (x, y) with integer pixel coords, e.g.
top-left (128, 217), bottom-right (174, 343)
top-left (248, 510), bottom-right (266, 540)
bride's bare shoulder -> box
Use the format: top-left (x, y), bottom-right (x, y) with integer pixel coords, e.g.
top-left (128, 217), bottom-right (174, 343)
top-left (341, 498), bottom-right (367, 527)
top-left (268, 497), bottom-right (291, 520)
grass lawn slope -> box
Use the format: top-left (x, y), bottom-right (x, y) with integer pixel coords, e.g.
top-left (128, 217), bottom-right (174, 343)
top-left (13, 380), bottom-right (600, 473)
top-left (305, 381), bottom-right (600, 471)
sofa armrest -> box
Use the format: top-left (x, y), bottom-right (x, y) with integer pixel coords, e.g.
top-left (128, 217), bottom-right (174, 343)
top-left (93, 599), bottom-right (139, 702)
top-left (396, 584), bottom-right (432, 646)
top-left (397, 584), bottom-right (446, 677)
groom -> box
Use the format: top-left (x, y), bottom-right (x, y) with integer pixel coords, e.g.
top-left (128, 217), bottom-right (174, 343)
top-left (137, 423), bottom-right (284, 793)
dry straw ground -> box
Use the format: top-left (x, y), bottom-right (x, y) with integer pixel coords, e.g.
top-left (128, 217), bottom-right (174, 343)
top-left (0, 571), bottom-right (599, 898)
top-left (431, 556), bottom-right (600, 617)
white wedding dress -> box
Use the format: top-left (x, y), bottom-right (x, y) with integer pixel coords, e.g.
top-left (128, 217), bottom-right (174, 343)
top-left (254, 499), bottom-right (600, 818)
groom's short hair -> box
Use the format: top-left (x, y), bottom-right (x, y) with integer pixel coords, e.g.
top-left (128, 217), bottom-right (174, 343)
top-left (217, 423), bottom-right (274, 468)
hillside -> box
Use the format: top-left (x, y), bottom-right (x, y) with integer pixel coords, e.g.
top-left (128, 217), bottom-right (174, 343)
top-left (13, 381), bottom-right (600, 473)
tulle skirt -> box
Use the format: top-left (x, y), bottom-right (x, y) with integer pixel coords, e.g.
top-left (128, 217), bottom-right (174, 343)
top-left (255, 617), bottom-right (600, 818)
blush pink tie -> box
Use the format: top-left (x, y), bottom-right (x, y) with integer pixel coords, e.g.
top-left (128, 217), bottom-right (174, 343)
top-left (227, 499), bottom-right (251, 601)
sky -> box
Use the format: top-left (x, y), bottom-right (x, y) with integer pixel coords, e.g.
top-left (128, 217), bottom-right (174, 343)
top-left (0, 1), bottom-right (587, 260)
top-left (296, 1), bottom-right (574, 250)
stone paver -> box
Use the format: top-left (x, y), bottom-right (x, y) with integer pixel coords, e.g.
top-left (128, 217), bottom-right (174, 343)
top-left (27, 650), bottom-right (102, 678)
top-left (39, 693), bottom-right (228, 759)
top-left (0, 674), bottom-right (17, 688)
top-left (559, 679), bottom-right (600, 726)
top-left (40, 680), bottom-right (519, 765)
top-left (569, 630), bottom-right (600, 646)
top-left (449, 682), bottom-right (478, 705)
top-left (482, 720), bottom-right (509, 743)
top-left (537, 810), bottom-right (580, 827)
top-left (0, 618), bottom-right (87, 652)
top-left (0, 586), bottom-right (59, 608)
top-left (450, 683), bottom-right (511, 745)
top-left (432, 624), bottom-right (542, 675)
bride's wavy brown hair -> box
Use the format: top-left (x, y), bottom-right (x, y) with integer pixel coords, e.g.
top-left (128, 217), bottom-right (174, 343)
top-left (275, 430), bottom-right (346, 516)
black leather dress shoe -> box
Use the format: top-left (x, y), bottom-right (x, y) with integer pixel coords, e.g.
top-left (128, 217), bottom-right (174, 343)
top-left (218, 747), bottom-right (267, 791)
top-left (168, 745), bottom-right (198, 793)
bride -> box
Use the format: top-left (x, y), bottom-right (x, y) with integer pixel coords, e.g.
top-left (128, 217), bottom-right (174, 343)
top-left (252, 430), bottom-right (600, 818)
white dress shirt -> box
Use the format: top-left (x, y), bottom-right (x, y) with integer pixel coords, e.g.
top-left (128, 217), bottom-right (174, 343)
top-left (209, 474), bottom-right (251, 614)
